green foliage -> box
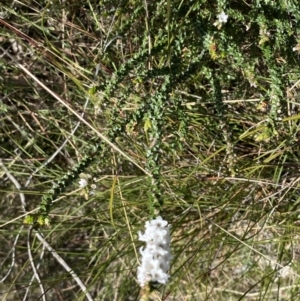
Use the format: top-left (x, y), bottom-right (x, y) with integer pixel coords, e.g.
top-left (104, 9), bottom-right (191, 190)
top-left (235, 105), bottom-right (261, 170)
top-left (1, 0), bottom-right (300, 300)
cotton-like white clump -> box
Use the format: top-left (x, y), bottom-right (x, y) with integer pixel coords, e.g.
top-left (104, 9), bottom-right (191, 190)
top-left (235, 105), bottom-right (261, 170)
top-left (137, 216), bottom-right (172, 287)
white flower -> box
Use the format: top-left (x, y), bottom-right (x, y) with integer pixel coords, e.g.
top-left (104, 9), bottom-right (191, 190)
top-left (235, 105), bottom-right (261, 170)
top-left (79, 178), bottom-right (88, 188)
top-left (137, 216), bottom-right (172, 287)
top-left (217, 12), bottom-right (228, 24)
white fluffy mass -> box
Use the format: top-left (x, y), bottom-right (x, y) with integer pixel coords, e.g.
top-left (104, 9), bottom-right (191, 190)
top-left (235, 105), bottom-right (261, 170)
top-left (137, 216), bottom-right (172, 287)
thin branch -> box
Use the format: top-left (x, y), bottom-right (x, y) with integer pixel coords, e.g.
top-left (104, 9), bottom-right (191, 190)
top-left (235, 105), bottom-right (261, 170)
top-left (26, 227), bottom-right (47, 301)
top-left (0, 225), bottom-right (23, 283)
top-left (23, 238), bottom-right (46, 301)
top-left (35, 230), bottom-right (94, 301)
top-left (25, 87), bottom-right (90, 188)
top-left (0, 159), bottom-right (26, 211)
top-left (0, 159), bottom-right (94, 301)
top-left (0, 46), bottom-right (150, 177)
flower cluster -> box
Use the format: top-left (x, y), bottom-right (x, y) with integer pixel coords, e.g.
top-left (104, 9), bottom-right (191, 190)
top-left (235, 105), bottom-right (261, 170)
top-left (137, 216), bottom-right (172, 287)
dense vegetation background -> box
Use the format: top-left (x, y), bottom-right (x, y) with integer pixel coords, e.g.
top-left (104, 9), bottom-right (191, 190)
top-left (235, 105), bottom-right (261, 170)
top-left (1, 0), bottom-right (300, 300)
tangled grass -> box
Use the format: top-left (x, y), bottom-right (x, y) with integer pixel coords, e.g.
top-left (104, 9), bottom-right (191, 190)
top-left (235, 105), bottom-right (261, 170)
top-left (1, 0), bottom-right (300, 300)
